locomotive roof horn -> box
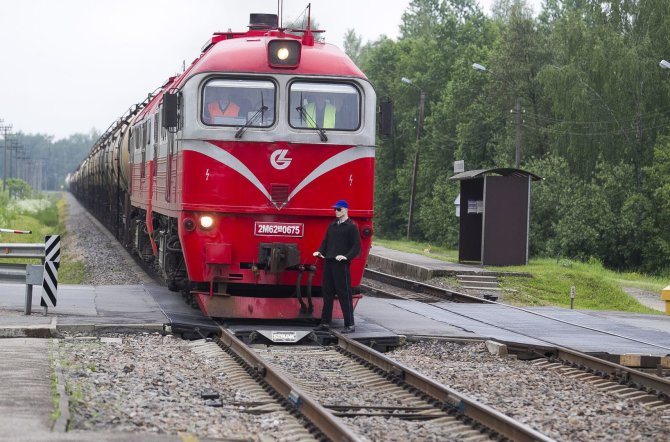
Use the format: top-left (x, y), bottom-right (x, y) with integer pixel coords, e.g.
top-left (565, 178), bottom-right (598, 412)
top-left (249, 13), bottom-right (278, 30)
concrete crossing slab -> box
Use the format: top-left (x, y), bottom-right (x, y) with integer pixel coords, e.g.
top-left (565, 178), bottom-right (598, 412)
top-left (355, 297), bottom-right (670, 356)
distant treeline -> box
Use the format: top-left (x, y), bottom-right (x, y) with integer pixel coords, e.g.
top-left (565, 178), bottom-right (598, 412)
top-left (344, 0), bottom-right (670, 273)
top-left (2, 132), bottom-right (97, 192)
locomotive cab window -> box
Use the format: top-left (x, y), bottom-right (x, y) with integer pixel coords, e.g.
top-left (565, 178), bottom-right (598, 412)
top-left (202, 79), bottom-right (275, 127)
top-left (289, 82), bottom-right (360, 131)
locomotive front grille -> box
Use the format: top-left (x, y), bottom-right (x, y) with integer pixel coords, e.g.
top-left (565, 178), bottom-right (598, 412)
top-left (270, 183), bottom-right (289, 203)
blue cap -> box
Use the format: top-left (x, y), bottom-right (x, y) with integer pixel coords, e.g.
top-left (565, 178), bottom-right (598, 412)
top-left (332, 199), bottom-right (349, 209)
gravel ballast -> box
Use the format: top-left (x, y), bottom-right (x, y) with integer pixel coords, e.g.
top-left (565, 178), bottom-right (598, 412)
top-left (389, 340), bottom-right (670, 441)
top-left (59, 193), bottom-right (670, 440)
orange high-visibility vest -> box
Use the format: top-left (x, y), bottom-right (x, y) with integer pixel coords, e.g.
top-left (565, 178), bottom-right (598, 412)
top-left (208, 101), bottom-right (240, 118)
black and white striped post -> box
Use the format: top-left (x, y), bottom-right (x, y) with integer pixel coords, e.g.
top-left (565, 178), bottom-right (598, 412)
top-left (40, 235), bottom-right (60, 315)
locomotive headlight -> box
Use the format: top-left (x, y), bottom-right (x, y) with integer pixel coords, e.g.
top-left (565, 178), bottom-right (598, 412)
top-left (268, 39), bottom-right (300, 68)
top-left (277, 47), bottom-right (290, 60)
top-left (199, 215), bottom-right (214, 229)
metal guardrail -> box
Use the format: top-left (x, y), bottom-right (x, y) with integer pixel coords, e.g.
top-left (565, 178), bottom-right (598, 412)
top-left (0, 235), bottom-right (60, 315)
top-left (0, 243), bottom-right (45, 260)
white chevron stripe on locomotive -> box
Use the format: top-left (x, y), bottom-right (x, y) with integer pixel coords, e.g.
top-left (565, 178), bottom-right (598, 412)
top-left (184, 143), bottom-right (374, 208)
top-left (287, 145), bottom-right (374, 201)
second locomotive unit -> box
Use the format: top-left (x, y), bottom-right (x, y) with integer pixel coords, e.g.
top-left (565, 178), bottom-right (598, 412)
top-left (68, 11), bottom-right (376, 319)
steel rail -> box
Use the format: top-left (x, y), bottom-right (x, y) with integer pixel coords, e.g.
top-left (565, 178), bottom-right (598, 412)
top-left (364, 268), bottom-right (488, 303)
top-left (360, 281), bottom-right (442, 303)
top-left (216, 326), bottom-right (362, 442)
top-left (552, 345), bottom-right (670, 400)
top-left (333, 330), bottom-right (555, 442)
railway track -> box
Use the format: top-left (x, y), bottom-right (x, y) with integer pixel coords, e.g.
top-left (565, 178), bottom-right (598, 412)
top-left (206, 325), bottom-right (552, 442)
top-left (362, 268), bottom-right (488, 303)
top-left (529, 345), bottom-right (670, 411)
top-left (364, 268), bottom-right (670, 413)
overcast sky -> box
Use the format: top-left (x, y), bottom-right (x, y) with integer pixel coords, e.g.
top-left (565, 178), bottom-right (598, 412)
top-left (0, 0), bottom-right (523, 140)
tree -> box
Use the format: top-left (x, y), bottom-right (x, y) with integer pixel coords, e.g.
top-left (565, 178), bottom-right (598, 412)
top-left (358, 0), bottom-right (670, 273)
top-left (343, 29), bottom-right (363, 65)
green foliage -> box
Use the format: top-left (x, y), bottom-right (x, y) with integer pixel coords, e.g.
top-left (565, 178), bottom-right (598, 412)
top-left (416, 175), bottom-right (459, 246)
top-left (6, 178), bottom-right (34, 199)
top-left (0, 190), bottom-right (13, 227)
top-left (375, 240), bottom-right (664, 313)
top-left (0, 191), bottom-right (85, 283)
top-left (500, 258), bottom-right (662, 313)
top-left (362, 0), bottom-right (670, 274)
top-left (374, 238), bottom-right (458, 261)
top-left (343, 28), bottom-right (363, 65)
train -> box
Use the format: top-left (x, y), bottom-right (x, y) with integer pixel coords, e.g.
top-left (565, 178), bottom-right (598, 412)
top-left (67, 10), bottom-right (378, 320)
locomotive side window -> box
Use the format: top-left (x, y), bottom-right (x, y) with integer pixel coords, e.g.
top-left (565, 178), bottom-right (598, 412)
top-left (289, 82), bottom-right (360, 131)
top-left (202, 79), bottom-right (275, 127)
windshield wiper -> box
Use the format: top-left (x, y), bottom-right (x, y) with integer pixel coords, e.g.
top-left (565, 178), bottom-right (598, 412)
top-left (296, 106), bottom-right (328, 142)
top-left (235, 105), bottom-right (269, 139)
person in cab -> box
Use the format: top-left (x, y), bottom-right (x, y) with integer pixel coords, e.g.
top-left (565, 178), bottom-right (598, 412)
top-left (305, 93), bottom-right (337, 129)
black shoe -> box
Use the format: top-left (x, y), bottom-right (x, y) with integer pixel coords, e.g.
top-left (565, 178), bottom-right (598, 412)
top-left (341, 326), bottom-right (355, 334)
top-left (314, 324), bottom-right (330, 332)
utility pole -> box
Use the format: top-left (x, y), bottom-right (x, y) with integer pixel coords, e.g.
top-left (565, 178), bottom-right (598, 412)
top-left (406, 89), bottom-right (426, 240)
top-left (0, 122), bottom-right (13, 193)
top-left (472, 63), bottom-right (523, 168)
top-left (11, 140), bottom-right (23, 181)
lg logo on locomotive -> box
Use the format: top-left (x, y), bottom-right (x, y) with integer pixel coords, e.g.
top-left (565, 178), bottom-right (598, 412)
top-left (270, 149), bottom-right (292, 170)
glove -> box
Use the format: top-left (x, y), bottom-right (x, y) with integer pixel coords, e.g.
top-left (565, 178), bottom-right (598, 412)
top-left (335, 255), bottom-right (347, 261)
top-left (313, 251), bottom-right (324, 258)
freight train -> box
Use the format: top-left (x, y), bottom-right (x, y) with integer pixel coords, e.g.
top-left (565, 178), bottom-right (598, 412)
top-left (68, 10), bottom-right (377, 319)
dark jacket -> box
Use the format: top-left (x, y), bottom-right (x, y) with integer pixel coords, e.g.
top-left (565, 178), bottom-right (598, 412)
top-left (318, 218), bottom-right (361, 261)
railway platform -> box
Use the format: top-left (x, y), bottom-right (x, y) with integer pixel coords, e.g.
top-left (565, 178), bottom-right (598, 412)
top-left (366, 244), bottom-right (535, 280)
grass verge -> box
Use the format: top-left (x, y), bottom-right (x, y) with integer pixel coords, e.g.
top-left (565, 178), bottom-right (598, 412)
top-left (373, 238), bottom-right (458, 262)
top-left (1, 193), bottom-right (86, 284)
top-left (374, 239), bottom-right (665, 314)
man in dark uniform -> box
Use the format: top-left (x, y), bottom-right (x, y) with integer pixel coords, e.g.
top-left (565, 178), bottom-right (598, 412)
top-left (313, 199), bottom-right (361, 333)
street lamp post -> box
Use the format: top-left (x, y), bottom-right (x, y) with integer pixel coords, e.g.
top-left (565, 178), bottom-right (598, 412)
top-left (400, 77), bottom-right (426, 240)
top-left (472, 63), bottom-right (522, 168)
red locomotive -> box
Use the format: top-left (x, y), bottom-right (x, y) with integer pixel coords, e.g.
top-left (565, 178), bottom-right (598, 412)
top-left (68, 11), bottom-right (376, 319)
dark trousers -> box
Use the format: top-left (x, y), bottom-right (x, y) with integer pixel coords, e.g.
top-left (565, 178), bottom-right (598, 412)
top-left (320, 259), bottom-right (354, 327)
